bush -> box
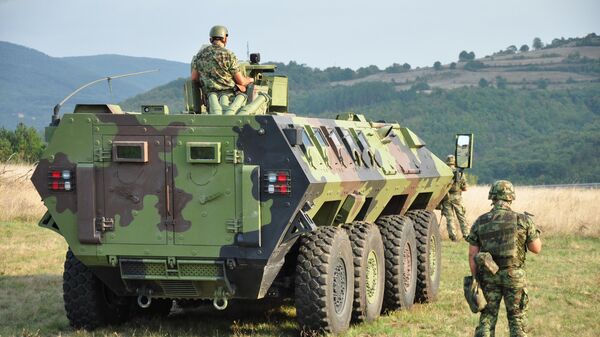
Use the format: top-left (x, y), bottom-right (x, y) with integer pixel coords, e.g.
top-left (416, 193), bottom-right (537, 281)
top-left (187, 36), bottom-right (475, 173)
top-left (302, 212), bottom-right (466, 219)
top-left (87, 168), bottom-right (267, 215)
top-left (464, 60), bottom-right (485, 71)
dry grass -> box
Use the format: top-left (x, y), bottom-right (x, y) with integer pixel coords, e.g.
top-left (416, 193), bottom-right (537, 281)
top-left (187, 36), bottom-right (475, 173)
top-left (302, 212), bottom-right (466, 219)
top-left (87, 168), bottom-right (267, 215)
top-left (1, 164), bottom-right (599, 237)
top-left (0, 164), bottom-right (45, 222)
top-left (455, 185), bottom-right (600, 237)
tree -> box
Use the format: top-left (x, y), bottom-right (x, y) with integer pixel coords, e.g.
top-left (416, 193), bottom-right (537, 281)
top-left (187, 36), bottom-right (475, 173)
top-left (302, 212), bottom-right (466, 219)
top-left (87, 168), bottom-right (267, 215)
top-left (478, 78), bottom-right (489, 88)
top-left (536, 78), bottom-right (549, 89)
top-left (433, 61), bottom-right (442, 70)
top-left (533, 37), bottom-right (544, 50)
top-left (459, 50), bottom-right (469, 61)
top-left (520, 44), bottom-right (530, 52)
top-left (468, 51), bottom-right (476, 60)
top-left (402, 63), bottom-right (411, 71)
top-left (464, 60), bottom-right (485, 71)
top-left (0, 123), bottom-right (44, 162)
top-left (496, 76), bottom-right (508, 89)
top-left (506, 45), bottom-right (517, 54)
top-left (449, 62), bottom-right (457, 70)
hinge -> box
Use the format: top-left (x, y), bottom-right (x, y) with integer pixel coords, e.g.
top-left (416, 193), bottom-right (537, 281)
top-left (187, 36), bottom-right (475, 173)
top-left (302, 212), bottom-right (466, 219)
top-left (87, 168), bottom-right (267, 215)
top-left (94, 148), bottom-right (112, 162)
top-left (226, 218), bottom-right (242, 233)
top-left (226, 149), bottom-right (242, 164)
top-left (95, 217), bottom-right (114, 232)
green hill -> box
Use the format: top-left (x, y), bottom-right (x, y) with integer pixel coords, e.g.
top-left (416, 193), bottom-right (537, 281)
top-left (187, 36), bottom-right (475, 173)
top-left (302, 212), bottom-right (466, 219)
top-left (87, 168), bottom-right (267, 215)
top-left (0, 41), bottom-right (187, 128)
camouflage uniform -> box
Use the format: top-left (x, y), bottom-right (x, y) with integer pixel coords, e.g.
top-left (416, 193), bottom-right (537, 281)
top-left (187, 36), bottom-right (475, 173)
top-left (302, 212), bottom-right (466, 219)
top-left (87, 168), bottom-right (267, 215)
top-left (191, 42), bottom-right (240, 93)
top-left (441, 166), bottom-right (468, 240)
top-left (466, 200), bottom-right (541, 337)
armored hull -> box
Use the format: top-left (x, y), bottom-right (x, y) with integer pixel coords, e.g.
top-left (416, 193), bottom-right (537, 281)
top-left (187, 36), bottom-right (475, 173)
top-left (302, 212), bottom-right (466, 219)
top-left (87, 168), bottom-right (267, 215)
top-left (31, 61), bottom-right (462, 333)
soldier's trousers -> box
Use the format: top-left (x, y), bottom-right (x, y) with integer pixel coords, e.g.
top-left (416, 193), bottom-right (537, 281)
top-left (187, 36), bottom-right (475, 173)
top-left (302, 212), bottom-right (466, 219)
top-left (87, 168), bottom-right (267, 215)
top-left (441, 196), bottom-right (468, 240)
top-left (475, 268), bottom-right (529, 337)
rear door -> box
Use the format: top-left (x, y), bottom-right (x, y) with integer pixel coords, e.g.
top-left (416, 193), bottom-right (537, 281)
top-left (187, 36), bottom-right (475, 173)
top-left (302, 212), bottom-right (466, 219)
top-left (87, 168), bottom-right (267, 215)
top-left (100, 135), bottom-right (169, 245)
top-left (171, 135), bottom-right (237, 246)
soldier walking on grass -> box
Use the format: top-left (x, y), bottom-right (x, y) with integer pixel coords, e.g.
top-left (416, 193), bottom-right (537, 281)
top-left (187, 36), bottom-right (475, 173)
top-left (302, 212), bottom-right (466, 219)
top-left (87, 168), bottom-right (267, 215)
top-left (441, 154), bottom-right (469, 241)
top-left (466, 180), bottom-right (542, 337)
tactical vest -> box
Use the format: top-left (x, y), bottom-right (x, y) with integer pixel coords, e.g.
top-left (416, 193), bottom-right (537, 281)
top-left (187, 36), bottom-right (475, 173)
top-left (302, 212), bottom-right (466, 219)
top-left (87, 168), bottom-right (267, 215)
top-left (448, 169), bottom-right (462, 193)
top-left (477, 210), bottom-right (523, 269)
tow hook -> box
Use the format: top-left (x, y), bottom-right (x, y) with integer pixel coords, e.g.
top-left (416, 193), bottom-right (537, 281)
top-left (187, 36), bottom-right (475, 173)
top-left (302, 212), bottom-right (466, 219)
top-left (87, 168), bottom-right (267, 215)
top-left (213, 287), bottom-right (229, 310)
top-left (137, 289), bottom-right (152, 308)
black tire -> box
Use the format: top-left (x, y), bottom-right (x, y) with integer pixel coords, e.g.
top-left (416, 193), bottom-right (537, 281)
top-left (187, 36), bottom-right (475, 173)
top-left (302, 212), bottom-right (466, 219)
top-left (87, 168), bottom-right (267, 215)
top-left (376, 215), bottom-right (418, 311)
top-left (342, 221), bottom-right (385, 323)
top-left (63, 249), bottom-right (131, 329)
top-left (295, 226), bottom-right (354, 334)
top-left (406, 210), bottom-right (442, 303)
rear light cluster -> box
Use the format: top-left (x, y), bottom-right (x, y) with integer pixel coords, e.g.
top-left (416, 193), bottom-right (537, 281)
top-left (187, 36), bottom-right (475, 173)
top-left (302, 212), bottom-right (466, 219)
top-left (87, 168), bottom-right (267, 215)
top-left (48, 169), bottom-right (75, 191)
top-left (264, 171), bottom-right (291, 195)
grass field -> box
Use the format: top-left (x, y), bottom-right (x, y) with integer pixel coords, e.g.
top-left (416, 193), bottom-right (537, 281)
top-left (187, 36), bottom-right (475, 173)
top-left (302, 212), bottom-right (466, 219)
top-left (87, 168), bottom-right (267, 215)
top-left (1, 222), bottom-right (599, 337)
top-left (1, 164), bottom-right (599, 336)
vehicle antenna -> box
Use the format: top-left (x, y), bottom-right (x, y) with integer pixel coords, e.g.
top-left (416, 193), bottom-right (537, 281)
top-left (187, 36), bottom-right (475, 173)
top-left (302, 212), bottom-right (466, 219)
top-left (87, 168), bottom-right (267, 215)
top-left (51, 69), bottom-right (159, 125)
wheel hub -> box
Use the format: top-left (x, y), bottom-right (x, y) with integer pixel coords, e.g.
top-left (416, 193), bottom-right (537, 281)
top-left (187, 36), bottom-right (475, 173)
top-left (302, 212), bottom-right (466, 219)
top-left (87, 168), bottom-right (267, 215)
top-left (332, 257), bottom-right (347, 314)
top-left (403, 242), bottom-right (413, 291)
top-left (429, 235), bottom-right (438, 280)
top-left (365, 250), bottom-right (379, 304)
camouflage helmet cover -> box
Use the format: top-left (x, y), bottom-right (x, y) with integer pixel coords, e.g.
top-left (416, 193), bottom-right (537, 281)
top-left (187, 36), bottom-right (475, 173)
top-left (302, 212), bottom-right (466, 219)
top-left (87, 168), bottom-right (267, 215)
top-left (446, 154), bottom-right (456, 165)
top-left (209, 25), bottom-right (229, 39)
top-left (488, 180), bottom-right (516, 201)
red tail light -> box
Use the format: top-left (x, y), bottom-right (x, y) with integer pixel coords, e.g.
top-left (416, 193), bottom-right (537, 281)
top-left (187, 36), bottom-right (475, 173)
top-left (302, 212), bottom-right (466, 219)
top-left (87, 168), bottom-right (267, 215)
top-left (48, 168), bottom-right (75, 191)
top-left (264, 170), bottom-right (291, 195)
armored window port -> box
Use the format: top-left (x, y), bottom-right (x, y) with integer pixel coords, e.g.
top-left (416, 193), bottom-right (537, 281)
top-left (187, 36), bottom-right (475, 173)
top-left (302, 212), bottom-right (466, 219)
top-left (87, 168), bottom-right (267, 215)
top-left (113, 141), bottom-right (148, 163)
top-left (187, 142), bottom-right (221, 164)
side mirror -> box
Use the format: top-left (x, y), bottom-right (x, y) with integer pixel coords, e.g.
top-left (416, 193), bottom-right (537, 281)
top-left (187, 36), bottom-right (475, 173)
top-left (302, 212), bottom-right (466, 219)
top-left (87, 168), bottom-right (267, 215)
top-left (455, 134), bottom-right (474, 169)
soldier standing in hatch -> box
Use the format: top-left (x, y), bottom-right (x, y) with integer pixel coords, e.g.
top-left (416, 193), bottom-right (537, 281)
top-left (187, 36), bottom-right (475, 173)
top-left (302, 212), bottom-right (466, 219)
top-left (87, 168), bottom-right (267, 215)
top-left (466, 180), bottom-right (542, 337)
top-left (441, 154), bottom-right (469, 241)
top-left (190, 25), bottom-right (254, 98)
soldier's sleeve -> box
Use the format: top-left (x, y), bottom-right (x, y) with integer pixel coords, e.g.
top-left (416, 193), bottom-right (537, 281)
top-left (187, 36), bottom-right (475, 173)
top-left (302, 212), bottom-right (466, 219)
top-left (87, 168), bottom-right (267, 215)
top-left (191, 55), bottom-right (197, 72)
top-left (465, 220), bottom-right (480, 246)
top-left (519, 213), bottom-right (540, 244)
top-left (228, 51), bottom-right (240, 75)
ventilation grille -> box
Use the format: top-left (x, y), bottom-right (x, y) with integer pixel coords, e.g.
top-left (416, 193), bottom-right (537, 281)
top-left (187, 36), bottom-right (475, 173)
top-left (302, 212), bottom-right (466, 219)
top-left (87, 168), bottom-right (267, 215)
top-left (178, 263), bottom-right (222, 278)
top-left (121, 260), bottom-right (166, 278)
top-left (158, 280), bottom-right (199, 297)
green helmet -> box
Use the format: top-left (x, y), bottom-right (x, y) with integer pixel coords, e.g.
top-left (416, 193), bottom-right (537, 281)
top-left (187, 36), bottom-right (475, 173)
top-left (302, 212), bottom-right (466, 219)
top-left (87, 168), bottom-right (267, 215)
top-left (446, 154), bottom-right (455, 166)
top-left (209, 25), bottom-right (228, 39)
top-left (488, 180), bottom-right (516, 201)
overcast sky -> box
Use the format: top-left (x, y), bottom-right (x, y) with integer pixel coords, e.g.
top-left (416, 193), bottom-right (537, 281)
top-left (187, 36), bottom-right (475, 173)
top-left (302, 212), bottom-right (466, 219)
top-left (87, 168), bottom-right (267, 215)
top-left (1, 0), bottom-right (598, 70)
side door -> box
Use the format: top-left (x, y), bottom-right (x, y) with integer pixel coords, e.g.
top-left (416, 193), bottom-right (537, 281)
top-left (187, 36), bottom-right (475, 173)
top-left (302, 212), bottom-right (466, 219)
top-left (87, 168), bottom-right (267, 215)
top-left (99, 135), bottom-right (169, 245)
top-left (171, 135), bottom-right (237, 246)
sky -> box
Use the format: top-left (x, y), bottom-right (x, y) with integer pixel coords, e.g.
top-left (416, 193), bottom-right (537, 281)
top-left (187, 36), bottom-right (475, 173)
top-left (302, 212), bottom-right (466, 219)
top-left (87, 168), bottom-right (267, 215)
top-left (0, 0), bottom-right (598, 70)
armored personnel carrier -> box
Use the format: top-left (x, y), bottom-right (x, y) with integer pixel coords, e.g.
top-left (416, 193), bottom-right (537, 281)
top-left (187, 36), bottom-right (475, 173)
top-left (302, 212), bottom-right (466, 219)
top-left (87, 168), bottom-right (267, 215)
top-left (31, 57), bottom-right (473, 334)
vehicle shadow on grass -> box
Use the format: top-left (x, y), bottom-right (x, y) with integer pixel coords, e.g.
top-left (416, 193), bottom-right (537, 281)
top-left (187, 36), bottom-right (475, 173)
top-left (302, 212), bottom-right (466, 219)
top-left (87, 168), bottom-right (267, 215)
top-left (0, 274), bottom-right (300, 337)
top-left (102, 299), bottom-right (301, 337)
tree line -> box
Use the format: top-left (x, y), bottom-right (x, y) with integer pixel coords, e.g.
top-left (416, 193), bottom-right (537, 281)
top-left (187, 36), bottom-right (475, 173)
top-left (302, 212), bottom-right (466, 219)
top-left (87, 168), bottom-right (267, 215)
top-left (0, 123), bottom-right (44, 162)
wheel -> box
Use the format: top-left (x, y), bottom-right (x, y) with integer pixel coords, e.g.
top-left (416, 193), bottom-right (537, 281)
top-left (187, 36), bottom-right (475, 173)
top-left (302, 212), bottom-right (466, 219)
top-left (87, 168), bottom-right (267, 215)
top-left (376, 215), bottom-right (418, 311)
top-left (342, 221), bottom-right (385, 322)
top-left (295, 226), bottom-right (354, 334)
top-left (406, 210), bottom-right (442, 303)
top-left (63, 249), bottom-right (131, 329)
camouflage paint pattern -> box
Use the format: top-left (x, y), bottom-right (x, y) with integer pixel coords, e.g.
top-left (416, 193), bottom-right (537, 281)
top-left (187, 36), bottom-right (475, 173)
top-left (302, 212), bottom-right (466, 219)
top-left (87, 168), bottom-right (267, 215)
top-left (32, 64), bottom-right (454, 300)
top-left (466, 201), bottom-right (541, 337)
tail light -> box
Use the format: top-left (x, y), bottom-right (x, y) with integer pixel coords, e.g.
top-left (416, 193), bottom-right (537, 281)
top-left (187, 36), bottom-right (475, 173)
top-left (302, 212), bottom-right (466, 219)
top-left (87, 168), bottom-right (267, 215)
top-left (48, 169), bottom-right (75, 191)
top-left (264, 170), bottom-right (291, 195)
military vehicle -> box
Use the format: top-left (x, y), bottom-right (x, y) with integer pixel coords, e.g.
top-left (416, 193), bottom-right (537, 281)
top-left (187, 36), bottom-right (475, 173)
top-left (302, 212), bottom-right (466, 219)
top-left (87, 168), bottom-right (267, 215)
top-left (31, 55), bottom-right (473, 334)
